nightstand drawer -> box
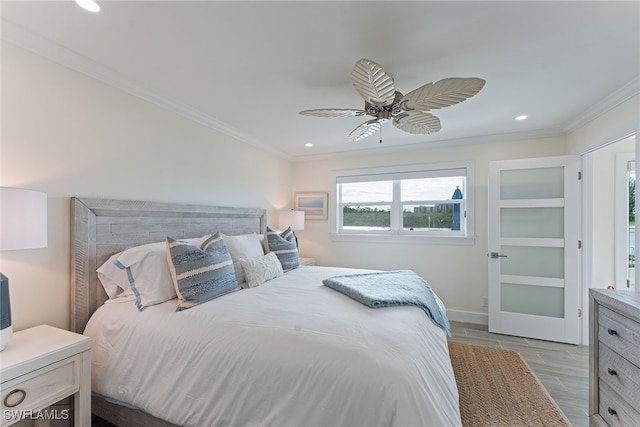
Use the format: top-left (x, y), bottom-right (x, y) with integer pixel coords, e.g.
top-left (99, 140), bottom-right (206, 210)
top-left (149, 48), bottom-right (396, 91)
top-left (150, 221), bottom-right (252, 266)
top-left (598, 305), bottom-right (640, 367)
top-left (1, 355), bottom-right (80, 415)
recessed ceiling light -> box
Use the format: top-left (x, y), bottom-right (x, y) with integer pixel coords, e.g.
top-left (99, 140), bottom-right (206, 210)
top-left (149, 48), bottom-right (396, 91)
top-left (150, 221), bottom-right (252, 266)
top-left (515, 115), bottom-right (528, 121)
top-left (305, 143), bottom-right (313, 148)
top-left (75, 0), bottom-right (101, 13)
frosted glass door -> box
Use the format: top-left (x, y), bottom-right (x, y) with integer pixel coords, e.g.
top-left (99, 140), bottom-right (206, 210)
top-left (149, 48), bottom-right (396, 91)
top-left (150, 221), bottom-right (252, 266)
top-left (488, 156), bottom-right (581, 344)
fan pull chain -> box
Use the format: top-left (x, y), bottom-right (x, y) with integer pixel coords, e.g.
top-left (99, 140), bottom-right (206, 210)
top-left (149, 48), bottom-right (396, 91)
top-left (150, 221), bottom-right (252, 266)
top-left (379, 126), bottom-right (383, 144)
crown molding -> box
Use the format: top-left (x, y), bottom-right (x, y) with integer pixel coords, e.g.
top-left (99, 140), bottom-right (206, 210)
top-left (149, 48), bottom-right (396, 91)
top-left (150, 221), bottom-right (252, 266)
top-left (290, 128), bottom-right (566, 162)
top-left (1, 19), bottom-right (293, 161)
top-left (562, 76), bottom-right (640, 133)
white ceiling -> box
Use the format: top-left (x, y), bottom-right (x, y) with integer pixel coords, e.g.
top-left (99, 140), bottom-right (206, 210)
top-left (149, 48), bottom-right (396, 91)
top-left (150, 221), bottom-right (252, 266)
top-left (2, 1), bottom-right (639, 161)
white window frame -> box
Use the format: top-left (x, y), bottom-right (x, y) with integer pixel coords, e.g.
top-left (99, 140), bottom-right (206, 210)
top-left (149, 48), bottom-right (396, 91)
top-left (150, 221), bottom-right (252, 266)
top-left (331, 161), bottom-right (475, 245)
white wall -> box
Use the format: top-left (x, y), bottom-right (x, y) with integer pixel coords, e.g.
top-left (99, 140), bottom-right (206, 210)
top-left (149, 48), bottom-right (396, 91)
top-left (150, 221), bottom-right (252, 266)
top-left (291, 136), bottom-right (567, 322)
top-left (0, 42), bottom-right (293, 331)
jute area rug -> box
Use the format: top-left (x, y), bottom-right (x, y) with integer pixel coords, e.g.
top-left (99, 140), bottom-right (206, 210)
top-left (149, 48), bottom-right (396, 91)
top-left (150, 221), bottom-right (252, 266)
top-left (448, 341), bottom-right (571, 427)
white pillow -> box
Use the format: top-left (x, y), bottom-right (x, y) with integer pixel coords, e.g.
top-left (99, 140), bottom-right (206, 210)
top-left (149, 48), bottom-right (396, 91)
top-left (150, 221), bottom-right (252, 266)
top-left (97, 252), bottom-right (128, 299)
top-left (239, 252), bottom-right (284, 288)
top-left (104, 288), bottom-right (136, 304)
top-left (97, 236), bottom-right (210, 309)
top-left (221, 233), bottom-right (265, 285)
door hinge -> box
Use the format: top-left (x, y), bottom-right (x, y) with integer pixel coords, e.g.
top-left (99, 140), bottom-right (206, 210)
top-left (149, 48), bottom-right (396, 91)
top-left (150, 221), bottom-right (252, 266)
top-left (578, 308), bottom-right (582, 318)
top-left (578, 171), bottom-right (582, 180)
top-left (578, 240), bottom-right (582, 249)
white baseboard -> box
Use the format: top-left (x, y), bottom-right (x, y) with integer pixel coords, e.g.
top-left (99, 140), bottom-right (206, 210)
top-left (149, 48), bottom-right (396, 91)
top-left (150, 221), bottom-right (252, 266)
top-left (446, 309), bottom-right (488, 325)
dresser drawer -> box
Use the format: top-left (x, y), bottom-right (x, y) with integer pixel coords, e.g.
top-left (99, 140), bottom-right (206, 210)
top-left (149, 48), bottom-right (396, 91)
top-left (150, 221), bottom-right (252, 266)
top-left (1, 355), bottom-right (80, 416)
top-left (599, 380), bottom-right (640, 427)
top-left (599, 306), bottom-right (640, 367)
top-left (598, 344), bottom-right (640, 409)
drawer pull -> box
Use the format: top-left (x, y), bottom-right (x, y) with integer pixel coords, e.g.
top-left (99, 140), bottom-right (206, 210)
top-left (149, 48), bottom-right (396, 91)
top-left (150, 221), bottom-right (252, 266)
top-left (608, 407), bottom-right (617, 416)
top-left (607, 328), bottom-right (617, 335)
top-left (3, 389), bottom-right (26, 408)
top-left (607, 368), bottom-right (617, 376)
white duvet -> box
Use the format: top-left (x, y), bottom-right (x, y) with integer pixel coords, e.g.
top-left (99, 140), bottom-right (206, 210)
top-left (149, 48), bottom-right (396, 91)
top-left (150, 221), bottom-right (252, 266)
top-left (84, 266), bottom-right (461, 427)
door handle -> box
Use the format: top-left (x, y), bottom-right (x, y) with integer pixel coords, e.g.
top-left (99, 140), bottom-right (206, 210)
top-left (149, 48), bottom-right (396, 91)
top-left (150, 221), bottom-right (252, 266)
top-left (487, 252), bottom-right (508, 259)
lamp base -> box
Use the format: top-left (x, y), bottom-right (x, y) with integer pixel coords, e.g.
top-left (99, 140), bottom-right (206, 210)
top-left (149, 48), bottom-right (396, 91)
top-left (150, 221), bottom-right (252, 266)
top-left (0, 325), bottom-right (11, 351)
top-left (0, 272), bottom-right (12, 351)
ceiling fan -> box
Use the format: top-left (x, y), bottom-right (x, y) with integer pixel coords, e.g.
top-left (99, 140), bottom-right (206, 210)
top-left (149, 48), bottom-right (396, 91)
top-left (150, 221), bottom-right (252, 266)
top-left (299, 58), bottom-right (486, 142)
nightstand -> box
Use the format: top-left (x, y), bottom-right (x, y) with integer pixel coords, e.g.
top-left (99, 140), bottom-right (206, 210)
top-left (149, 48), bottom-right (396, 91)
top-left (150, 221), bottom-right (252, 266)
top-left (299, 257), bottom-right (316, 266)
top-left (0, 325), bottom-right (91, 427)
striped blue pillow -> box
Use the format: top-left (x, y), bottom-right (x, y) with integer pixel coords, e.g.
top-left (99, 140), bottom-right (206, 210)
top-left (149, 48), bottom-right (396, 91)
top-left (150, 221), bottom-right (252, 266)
top-left (166, 233), bottom-right (238, 311)
top-left (266, 226), bottom-right (300, 271)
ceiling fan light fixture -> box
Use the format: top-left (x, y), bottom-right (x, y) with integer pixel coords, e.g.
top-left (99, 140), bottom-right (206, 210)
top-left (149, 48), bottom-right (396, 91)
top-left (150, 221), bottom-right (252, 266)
top-left (75, 0), bottom-right (101, 13)
top-left (299, 58), bottom-right (485, 142)
top-left (515, 115), bottom-right (528, 121)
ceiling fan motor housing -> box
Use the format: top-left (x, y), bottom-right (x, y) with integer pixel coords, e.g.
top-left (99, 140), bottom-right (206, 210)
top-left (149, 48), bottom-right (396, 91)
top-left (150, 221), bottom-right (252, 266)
top-left (365, 91), bottom-right (404, 123)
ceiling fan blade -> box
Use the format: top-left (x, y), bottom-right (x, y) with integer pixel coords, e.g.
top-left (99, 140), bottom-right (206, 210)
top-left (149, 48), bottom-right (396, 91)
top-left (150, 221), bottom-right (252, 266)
top-left (393, 111), bottom-right (441, 134)
top-left (349, 119), bottom-right (381, 142)
top-left (351, 58), bottom-right (396, 107)
top-left (399, 77), bottom-right (486, 111)
top-left (299, 109), bottom-right (366, 117)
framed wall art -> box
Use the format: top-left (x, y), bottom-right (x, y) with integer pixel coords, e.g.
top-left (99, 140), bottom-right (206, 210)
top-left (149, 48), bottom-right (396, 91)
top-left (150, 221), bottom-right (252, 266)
top-left (294, 192), bottom-right (328, 220)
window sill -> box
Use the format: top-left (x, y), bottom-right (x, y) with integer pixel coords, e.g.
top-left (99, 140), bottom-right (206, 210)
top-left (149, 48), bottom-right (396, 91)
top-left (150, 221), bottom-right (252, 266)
top-left (330, 233), bottom-right (476, 245)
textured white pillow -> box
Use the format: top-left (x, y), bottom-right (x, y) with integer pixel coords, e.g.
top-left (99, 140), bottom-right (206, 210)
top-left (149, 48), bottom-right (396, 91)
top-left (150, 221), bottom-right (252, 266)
top-left (221, 233), bottom-right (265, 285)
top-left (239, 252), bottom-right (284, 288)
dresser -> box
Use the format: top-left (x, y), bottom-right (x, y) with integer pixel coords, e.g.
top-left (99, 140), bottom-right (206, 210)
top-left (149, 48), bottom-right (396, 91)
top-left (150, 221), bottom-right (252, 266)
top-left (0, 325), bottom-right (91, 426)
top-left (589, 289), bottom-right (640, 426)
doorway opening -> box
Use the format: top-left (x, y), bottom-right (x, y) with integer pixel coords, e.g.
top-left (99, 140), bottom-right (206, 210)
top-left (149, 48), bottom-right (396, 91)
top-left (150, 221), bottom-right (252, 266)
top-left (615, 149), bottom-right (635, 291)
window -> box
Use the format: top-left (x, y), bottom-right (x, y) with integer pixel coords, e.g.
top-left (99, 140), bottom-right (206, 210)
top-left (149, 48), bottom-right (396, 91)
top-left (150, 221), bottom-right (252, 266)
top-left (333, 161), bottom-right (474, 244)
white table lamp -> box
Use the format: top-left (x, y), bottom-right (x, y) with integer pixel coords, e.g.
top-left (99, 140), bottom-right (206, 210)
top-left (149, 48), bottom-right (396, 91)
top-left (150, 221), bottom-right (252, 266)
top-left (0, 187), bottom-right (48, 350)
top-left (277, 210), bottom-right (305, 232)
top-left (277, 210), bottom-right (304, 249)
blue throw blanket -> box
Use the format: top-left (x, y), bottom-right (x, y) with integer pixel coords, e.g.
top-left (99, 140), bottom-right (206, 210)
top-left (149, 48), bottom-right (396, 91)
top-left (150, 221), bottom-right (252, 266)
top-left (323, 270), bottom-right (450, 335)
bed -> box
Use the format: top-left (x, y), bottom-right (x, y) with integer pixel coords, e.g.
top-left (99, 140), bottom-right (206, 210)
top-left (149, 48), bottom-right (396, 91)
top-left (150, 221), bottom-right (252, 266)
top-left (71, 197), bottom-right (461, 427)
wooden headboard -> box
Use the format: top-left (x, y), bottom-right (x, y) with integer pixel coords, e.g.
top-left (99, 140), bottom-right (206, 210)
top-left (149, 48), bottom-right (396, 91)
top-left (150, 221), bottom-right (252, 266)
top-left (70, 197), bottom-right (267, 333)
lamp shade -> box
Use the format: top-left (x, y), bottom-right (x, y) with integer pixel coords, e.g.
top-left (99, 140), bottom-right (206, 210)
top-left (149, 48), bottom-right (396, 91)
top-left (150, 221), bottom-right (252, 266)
top-left (0, 188), bottom-right (47, 350)
top-left (278, 210), bottom-right (304, 231)
top-left (0, 187), bottom-right (48, 251)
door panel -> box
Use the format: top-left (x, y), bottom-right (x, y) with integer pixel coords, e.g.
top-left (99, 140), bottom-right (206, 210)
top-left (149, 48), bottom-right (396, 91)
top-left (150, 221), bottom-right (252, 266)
top-left (500, 207), bottom-right (564, 238)
top-left (500, 167), bottom-right (565, 199)
top-left (500, 283), bottom-right (564, 318)
top-left (488, 155), bottom-right (581, 344)
top-left (500, 245), bottom-right (564, 278)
